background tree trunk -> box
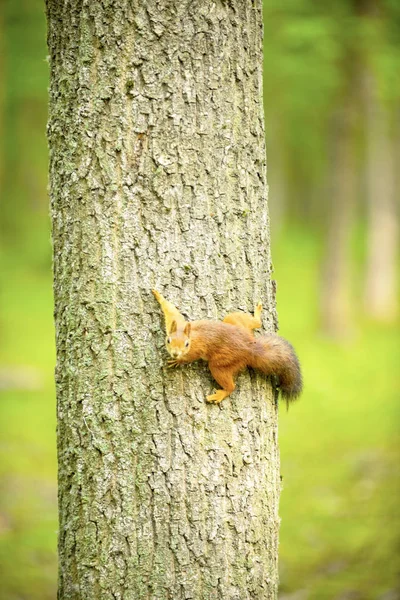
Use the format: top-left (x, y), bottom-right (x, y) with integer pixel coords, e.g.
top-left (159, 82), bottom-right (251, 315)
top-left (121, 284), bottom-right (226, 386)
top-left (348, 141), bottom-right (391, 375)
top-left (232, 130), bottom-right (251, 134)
top-left (47, 1), bottom-right (280, 599)
top-left (320, 96), bottom-right (357, 338)
top-left (363, 74), bottom-right (398, 321)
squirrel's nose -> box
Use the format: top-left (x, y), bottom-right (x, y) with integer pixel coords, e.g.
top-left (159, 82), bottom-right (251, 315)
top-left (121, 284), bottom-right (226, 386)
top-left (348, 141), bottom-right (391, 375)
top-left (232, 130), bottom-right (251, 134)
top-left (171, 350), bottom-right (180, 358)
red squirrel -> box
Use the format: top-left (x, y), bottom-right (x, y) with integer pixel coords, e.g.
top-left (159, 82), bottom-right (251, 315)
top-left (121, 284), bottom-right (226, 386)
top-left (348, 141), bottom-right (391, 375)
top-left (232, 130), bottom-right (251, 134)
top-left (153, 289), bottom-right (302, 404)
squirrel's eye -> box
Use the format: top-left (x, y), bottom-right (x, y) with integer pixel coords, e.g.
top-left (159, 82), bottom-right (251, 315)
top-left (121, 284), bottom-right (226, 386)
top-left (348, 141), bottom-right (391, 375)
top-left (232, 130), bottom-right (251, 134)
top-left (167, 337), bottom-right (171, 344)
top-left (185, 340), bottom-right (190, 347)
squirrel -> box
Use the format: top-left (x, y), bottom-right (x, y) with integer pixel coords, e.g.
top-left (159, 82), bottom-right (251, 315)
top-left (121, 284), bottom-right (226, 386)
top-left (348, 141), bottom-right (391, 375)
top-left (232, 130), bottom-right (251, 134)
top-left (152, 289), bottom-right (302, 405)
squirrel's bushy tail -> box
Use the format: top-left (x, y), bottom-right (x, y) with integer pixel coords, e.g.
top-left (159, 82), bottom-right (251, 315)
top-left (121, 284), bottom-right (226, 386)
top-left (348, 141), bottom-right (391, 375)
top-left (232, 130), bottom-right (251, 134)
top-left (251, 335), bottom-right (303, 402)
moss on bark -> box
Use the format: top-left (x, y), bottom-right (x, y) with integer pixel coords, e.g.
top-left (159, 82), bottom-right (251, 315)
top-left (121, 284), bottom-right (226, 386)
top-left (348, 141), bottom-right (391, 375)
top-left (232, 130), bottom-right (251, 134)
top-left (47, 1), bottom-right (280, 598)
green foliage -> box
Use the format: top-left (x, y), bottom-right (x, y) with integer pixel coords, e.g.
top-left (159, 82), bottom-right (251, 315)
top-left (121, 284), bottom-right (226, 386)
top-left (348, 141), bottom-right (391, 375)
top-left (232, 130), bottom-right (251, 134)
top-left (263, 5), bottom-right (341, 186)
top-left (3, 0), bottom-right (48, 101)
top-left (0, 259), bottom-right (57, 600)
top-left (263, 0), bottom-right (400, 223)
top-left (1, 0), bottom-right (50, 269)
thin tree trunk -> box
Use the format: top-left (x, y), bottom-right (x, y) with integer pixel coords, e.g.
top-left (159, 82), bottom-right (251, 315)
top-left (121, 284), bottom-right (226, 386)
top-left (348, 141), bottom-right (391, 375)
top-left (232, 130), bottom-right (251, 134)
top-left (363, 74), bottom-right (398, 320)
top-left (320, 97), bottom-right (357, 338)
top-left (46, 2), bottom-right (280, 599)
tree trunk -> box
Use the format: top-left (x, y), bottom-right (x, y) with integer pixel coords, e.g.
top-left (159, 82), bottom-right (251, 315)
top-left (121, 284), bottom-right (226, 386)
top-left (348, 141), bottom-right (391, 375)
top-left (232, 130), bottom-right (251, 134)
top-left (46, 2), bottom-right (280, 599)
top-left (320, 97), bottom-right (357, 338)
top-left (363, 73), bottom-right (398, 321)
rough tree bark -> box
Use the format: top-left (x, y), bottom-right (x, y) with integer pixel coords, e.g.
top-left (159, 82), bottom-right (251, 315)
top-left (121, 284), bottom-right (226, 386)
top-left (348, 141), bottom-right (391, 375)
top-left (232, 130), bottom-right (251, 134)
top-left (46, 1), bottom-right (280, 599)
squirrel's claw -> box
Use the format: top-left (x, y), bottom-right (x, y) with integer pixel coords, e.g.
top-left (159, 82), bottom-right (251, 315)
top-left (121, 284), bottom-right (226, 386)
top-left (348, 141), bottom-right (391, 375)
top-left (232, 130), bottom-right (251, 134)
top-left (167, 359), bottom-right (180, 368)
top-left (206, 394), bottom-right (218, 403)
top-left (206, 390), bottom-right (230, 404)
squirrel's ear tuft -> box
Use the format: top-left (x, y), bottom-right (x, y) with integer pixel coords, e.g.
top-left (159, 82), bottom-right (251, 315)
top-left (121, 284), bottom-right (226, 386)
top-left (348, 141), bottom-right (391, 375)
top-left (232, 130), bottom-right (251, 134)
top-left (170, 320), bottom-right (177, 334)
top-left (184, 322), bottom-right (191, 337)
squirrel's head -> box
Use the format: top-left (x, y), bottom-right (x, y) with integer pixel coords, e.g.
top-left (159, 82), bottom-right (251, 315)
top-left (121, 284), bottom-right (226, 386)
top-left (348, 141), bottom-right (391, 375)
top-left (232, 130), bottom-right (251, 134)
top-left (166, 320), bottom-right (191, 358)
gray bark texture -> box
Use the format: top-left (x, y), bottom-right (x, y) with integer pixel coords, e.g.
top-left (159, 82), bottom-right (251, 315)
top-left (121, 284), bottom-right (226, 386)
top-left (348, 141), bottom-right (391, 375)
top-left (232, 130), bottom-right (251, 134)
top-left (46, 1), bottom-right (280, 599)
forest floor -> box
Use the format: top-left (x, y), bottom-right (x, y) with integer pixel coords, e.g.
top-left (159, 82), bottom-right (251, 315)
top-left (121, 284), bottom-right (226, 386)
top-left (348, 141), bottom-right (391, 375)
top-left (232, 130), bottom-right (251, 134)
top-left (0, 227), bottom-right (399, 600)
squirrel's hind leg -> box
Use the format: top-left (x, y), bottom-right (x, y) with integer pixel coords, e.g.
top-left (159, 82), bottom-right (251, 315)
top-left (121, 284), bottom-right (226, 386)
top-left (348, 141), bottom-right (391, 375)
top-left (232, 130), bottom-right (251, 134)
top-left (206, 365), bottom-right (236, 404)
top-left (223, 301), bottom-right (262, 335)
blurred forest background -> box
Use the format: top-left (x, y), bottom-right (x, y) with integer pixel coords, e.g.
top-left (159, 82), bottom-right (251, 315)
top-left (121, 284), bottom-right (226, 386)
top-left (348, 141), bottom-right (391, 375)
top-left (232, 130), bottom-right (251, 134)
top-left (0, 1), bottom-right (399, 599)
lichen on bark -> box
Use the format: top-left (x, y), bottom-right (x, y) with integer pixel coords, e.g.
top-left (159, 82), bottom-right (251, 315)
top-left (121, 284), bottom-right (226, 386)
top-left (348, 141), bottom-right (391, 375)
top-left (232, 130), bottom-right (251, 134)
top-left (46, 1), bottom-right (280, 598)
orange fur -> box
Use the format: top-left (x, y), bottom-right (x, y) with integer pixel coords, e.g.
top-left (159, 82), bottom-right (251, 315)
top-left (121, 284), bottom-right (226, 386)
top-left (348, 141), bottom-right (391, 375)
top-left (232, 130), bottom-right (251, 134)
top-left (222, 301), bottom-right (262, 335)
top-left (152, 290), bottom-right (302, 404)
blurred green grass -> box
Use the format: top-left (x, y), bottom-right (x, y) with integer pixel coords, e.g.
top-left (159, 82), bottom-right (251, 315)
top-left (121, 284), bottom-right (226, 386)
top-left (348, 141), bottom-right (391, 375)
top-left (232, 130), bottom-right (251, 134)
top-left (0, 258), bottom-right (57, 600)
top-left (0, 228), bottom-right (399, 599)
top-left (275, 228), bottom-right (400, 600)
